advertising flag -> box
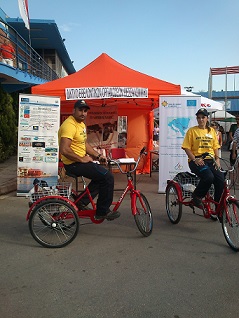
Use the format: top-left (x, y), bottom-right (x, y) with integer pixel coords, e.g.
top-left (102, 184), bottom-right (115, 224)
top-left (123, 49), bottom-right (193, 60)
top-left (18, 0), bottom-right (30, 30)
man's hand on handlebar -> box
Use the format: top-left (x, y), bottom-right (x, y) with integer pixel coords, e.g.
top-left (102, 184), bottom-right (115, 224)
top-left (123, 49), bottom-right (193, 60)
top-left (99, 156), bottom-right (107, 165)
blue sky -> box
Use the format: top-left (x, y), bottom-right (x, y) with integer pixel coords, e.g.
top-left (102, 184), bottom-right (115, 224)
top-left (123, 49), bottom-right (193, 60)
top-left (1, 0), bottom-right (239, 92)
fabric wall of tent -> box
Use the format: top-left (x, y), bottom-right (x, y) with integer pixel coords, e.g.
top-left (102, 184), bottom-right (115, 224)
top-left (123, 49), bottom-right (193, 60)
top-left (211, 110), bottom-right (236, 122)
top-left (31, 53), bottom-right (181, 172)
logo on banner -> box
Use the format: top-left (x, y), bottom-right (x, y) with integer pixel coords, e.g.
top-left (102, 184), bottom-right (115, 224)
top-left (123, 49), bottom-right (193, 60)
top-left (186, 100), bottom-right (197, 107)
top-left (201, 103), bottom-right (211, 108)
top-left (161, 100), bottom-right (181, 108)
top-left (174, 162), bottom-right (183, 170)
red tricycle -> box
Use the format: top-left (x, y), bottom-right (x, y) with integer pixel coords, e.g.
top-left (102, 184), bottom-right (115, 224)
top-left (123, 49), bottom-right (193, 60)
top-left (26, 147), bottom-right (153, 248)
top-left (165, 152), bottom-right (239, 251)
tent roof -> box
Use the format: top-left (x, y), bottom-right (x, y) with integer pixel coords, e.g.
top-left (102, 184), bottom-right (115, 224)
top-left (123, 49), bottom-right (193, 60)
top-left (212, 110), bottom-right (236, 122)
top-left (32, 53), bottom-right (181, 111)
top-left (181, 89), bottom-right (223, 112)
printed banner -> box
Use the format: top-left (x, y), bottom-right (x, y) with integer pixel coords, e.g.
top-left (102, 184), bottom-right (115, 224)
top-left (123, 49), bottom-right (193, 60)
top-left (17, 94), bottom-right (60, 196)
top-left (158, 95), bottom-right (200, 192)
top-left (65, 87), bottom-right (148, 100)
top-left (86, 106), bottom-right (118, 151)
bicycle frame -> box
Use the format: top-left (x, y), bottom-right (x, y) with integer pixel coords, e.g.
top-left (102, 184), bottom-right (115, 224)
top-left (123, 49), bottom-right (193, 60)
top-left (67, 173), bottom-right (145, 222)
top-left (168, 170), bottom-right (238, 224)
top-left (111, 173), bottom-right (145, 215)
top-left (166, 152), bottom-right (239, 251)
top-left (26, 147), bottom-right (148, 224)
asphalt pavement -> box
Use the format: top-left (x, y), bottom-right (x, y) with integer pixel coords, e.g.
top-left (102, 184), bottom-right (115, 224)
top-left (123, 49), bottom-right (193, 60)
top-left (0, 155), bottom-right (17, 195)
top-left (0, 150), bottom-right (239, 318)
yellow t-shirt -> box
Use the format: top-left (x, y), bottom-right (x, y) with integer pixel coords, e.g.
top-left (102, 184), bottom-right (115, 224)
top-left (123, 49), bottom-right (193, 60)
top-left (182, 126), bottom-right (220, 160)
top-left (58, 115), bottom-right (87, 165)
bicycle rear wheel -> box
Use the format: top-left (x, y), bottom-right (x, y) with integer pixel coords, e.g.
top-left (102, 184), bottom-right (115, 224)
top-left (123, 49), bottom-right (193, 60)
top-left (29, 198), bottom-right (79, 248)
top-left (134, 193), bottom-right (153, 237)
top-left (222, 199), bottom-right (239, 252)
top-left (166, 183), bottom-right (182, 224)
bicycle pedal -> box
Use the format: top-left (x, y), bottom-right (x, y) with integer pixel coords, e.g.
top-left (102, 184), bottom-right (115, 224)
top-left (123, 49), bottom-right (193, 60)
top-left (189, 202), bottom-right (196, 213)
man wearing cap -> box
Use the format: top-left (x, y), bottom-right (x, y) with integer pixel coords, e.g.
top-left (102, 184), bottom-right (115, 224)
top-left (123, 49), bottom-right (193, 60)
top-left (58, 100), bottom-right (119, 221)
top-left (182, 108), bottom-right (224, 211)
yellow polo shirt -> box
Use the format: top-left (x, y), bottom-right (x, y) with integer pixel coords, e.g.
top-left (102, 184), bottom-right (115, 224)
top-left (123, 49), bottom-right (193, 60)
top-left (58, 115), bottom-right (87, 165)
top-left (182, 126), bottom-right (219, 160)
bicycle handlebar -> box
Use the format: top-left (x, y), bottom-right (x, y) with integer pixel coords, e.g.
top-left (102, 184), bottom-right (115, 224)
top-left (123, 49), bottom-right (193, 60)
top-left (200, 152), bottom-right (233, 174)
top-left (108, 147), bottom-right (147, 174)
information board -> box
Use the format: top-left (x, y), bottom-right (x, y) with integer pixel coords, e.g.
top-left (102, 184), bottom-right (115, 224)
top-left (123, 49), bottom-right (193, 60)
top-left (17, 94), bottom-right (60, 196)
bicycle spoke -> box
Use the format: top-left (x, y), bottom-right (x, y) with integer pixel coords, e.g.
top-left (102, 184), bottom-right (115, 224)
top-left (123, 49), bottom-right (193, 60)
top-left (134, 193), bottom-right (153, 237)
top-left (29, 199), bottom-right (79, 248)
top-left (166, 183), bottom-right (182, 224)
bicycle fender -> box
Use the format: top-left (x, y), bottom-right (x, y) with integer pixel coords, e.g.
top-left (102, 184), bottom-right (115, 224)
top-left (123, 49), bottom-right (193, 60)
top-left (165, 180), bottom-right (183, 201)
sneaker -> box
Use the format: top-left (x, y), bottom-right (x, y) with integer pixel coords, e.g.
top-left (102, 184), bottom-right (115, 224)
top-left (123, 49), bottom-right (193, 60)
top-left (192, 194), bottom-right (203, 209)
top-left (95, 210), bottom-right (121, 221)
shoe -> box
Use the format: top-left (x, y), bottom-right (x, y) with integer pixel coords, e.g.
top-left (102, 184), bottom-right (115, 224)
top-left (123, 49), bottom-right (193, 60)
top-left (76, 201), bottom-right (92, 210)
top-left (192, 194), bottom-right (203, 209)
top-left (95, 210), bottom-right (121, 221)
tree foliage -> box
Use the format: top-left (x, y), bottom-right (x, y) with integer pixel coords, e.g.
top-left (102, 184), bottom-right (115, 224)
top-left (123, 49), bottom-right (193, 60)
top-left (0, 86), bottom-right (17, 162)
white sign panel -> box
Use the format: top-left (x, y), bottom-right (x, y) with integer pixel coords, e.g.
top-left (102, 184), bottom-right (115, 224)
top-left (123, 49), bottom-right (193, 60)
top-left (65, 87), bottom-right (148, 100)
top-left (158, 95), bottom-right (200, 193)
top-left (86, 105), bottom-right (118, 150)
top-left (17, 94), bottom-right (60, 196)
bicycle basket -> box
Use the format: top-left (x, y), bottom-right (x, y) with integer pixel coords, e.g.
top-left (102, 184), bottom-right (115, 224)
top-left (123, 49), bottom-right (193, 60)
top-left (174, 172), bottom-right (214, 199)
top-left (28, 182), bottom-right (72, 203)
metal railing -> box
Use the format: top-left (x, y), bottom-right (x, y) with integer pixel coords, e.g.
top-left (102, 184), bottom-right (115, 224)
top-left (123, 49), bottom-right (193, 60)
top-left (0, 20), bottom-right (58, 81)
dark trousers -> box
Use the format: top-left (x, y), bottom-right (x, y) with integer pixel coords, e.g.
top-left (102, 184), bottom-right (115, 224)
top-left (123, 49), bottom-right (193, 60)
top-left (64, 162), bottom-right (114, 216)
top-left (230, 149), bottom-right (237, 166)
top-left (189, 160), bottom-right (224, 203)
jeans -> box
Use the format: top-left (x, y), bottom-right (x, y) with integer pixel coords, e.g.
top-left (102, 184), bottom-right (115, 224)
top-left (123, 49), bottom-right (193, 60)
top-left (64, 162), bottom-right (114, 216)
top-left (189, 159), bottom-right (224, 203)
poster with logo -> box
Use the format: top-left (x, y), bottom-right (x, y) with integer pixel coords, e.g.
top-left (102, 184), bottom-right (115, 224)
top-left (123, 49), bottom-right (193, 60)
top-left (158, 95), bottom-right (200, 192)
top-left (86, 105), bottom-right (118, 152)
top-left (17, 94), bottom-right (60, 196)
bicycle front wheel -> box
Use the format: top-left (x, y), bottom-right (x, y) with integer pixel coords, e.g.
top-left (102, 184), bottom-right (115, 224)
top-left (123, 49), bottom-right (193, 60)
top-left (166, 183), bottom-right (182, 224)
top-left (134, 193), bottom-right (153, 237)
top-left (222, 199), bottom-right (239, 252)
top-left (228, 169), bottom-right (238, 189)
top-left (29, 198), bottom-right (79, 248)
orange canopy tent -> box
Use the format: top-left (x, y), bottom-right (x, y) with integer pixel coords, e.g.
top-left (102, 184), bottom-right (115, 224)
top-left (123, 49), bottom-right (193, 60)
top-left (32, 53), bottom-right (181, 172)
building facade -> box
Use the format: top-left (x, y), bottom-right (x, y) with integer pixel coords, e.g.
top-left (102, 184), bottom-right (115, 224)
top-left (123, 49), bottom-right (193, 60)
top-left (0, 7), bottom-right (75, 93)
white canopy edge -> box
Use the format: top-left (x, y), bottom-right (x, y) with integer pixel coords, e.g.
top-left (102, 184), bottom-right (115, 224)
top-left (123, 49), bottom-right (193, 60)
top-left (181, 89), bottom-right (223, 112)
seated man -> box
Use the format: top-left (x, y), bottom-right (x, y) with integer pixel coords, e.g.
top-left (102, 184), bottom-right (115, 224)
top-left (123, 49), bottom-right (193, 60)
top-left (58, 100), bottom-right (120, 221)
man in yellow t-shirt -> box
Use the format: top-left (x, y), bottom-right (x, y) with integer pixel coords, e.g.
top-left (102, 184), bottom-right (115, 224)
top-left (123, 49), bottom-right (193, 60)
top-left (58, 100), bottom-right (119, 221)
